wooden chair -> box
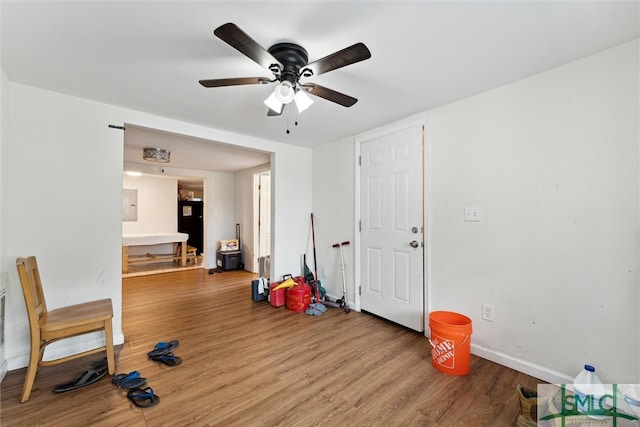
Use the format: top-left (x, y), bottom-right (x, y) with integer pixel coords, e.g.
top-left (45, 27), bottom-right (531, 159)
top-left (175, 244), bottom-right (198, 265)
top-left (16, 256), bottom-right (116, 402)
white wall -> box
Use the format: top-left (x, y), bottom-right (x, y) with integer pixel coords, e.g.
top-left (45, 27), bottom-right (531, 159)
top-left (122, 174), bottom-right (177, 235)
top-left (314, 39), bottom-right (640, 384)
top-left (3, 83), bottom-right (312, 371)
top-left (427, 39), bottom-right (639, 384)
top-left (311, 138), bottom-right (356, 300)
top-left (271, 148), bottom-right (313, 281)
top-left (204, 171), bottom-right (237, 269)
top-left (5, 83), bottom-right (125, 369)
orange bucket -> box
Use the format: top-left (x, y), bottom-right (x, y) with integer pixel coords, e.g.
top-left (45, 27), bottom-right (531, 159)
top-left (429, 311), bottom-right (472, 376)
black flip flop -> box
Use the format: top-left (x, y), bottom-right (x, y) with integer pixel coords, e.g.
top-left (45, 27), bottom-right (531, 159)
top-left (92, 357), bottom-right (109, 371)
top-left (53, 366), bottom-right (108, 393)
top-left (150, 352), bottom-right (182, 366)
top-left (127, 386), bottom-right (160, 408)
top-left (111, 371), bottom-right (147, 389)
top-left (147, 340), bottom-right (179, 358)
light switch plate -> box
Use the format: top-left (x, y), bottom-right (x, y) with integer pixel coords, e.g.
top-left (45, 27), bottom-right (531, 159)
top-left (464, 207), bottom-right (481, 222)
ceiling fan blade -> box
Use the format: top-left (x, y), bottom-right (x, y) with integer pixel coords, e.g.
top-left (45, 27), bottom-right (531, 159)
top-left (302, 83), bottom-right (358, 107)
top-left (267, 107), bottom-right (283, 117)
top-left (302, 43), bottom-right (371, 77)
top-left (199, 77), bottom-right (272, 88)
top-left (214, 23), bottom-right (282, 72)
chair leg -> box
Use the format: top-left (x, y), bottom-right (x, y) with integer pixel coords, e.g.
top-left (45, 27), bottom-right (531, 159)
top-left (20, 338), bottom-right (44, 403)
top-left (104, 320), bottom-right (116, 375)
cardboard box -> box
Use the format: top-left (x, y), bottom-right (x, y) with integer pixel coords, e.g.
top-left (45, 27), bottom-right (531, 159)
top-left (219, 239), bottom-right (239, 251)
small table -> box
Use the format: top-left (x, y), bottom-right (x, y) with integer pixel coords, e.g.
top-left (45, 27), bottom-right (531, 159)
top-left (122, 233), bottom-right (189, 273)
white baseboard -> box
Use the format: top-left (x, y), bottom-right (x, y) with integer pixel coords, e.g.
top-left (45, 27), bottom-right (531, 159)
top-left (471, 343), bottom-right (573, 385)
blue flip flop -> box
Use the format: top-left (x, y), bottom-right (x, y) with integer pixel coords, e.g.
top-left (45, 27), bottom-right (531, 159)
top-left (127, 386), bottom-right (160, 408)
top-left (147, 340), bottom-right (179, 358)
top-left (150, 352), bottom-right (182, 366)
top-left (111, 371), bottom-right (147, 389)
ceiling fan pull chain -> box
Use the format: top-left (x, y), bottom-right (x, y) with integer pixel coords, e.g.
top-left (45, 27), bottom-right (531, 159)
top-left (286, 105), bottom-right (291, 134)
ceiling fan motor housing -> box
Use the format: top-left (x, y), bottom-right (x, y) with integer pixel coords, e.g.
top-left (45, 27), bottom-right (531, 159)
top-left (268, 43), bottom-right (309, 84)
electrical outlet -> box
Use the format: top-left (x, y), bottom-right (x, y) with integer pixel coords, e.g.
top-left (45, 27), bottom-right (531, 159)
top-left (482, 304), bottom-right (495, 322)
top-left (464, 207), bottom-right (481, 222)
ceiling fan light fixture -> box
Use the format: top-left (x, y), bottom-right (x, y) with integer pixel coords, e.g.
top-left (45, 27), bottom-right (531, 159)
top-left (143, 147), bottom-right (170, 163)
top-left (264, 92), bottom-right (284, 113)
top-left (294, 89), bottom-right (314, 113)
top-left (273, 80), bottom-right (295, 104)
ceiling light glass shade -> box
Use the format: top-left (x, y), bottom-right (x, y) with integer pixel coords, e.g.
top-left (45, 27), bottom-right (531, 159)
top-left (273, 81), bottom-right (295, 104)
top-left (294, 89), bottom-right (314, 113)
top-left (143, 147), bottom-right (170, 163)
top-left (264, 92), bottom-right (284, 113)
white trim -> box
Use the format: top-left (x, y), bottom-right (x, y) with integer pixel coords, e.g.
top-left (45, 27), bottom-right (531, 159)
top-left (471, 343), bottom-right (573, 385)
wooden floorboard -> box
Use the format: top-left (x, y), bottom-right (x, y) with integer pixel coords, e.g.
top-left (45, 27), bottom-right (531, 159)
top-left (1, 269), bottom-right (541, 426)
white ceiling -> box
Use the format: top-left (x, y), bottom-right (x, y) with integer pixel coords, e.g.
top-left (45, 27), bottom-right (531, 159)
top-left (123, 124), bottom-right (271, 173)
top-left (2, 1), bottom-right (639, 173)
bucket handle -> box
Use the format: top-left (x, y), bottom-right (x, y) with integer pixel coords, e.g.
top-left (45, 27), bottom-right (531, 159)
top-left (428, 333), bottom-right (470, 353)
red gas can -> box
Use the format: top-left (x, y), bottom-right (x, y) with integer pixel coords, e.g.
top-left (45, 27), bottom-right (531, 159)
top-left (269, 281), bottom-right (286, 308)
top-left (286, 282), bottom-right (311, 312)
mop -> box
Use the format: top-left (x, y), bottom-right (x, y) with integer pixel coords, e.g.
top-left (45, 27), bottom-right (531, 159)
top-left (305, 213), bottom-right (327, 316)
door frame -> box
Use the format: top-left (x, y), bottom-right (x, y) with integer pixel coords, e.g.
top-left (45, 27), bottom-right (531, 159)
top-left (252, 166), bottom-right (272, 274)
top-left (354, 118), bottom-right (431, 332)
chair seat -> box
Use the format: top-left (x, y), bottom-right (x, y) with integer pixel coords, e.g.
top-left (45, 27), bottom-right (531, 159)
top-left (40, 299), bottom-right (113, 334)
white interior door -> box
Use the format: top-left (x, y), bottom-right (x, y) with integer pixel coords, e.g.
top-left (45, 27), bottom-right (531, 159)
top-left (360, 124), bottom-right (424, 331)
top-left (258, 172), bottom-right (271, 257)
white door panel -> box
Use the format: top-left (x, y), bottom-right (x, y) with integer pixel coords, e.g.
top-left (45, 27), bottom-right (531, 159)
top-left (360, 125), bottom-right (424, 331)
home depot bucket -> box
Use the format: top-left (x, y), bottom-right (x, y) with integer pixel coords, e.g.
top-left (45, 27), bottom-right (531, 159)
top-left (285, 283), bottom-right (311, 312)
top-left (429, 311), bottom-right (472, 376)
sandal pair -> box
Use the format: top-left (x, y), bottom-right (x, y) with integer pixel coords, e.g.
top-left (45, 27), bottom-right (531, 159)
top-left (147, 340), bottom-right (179, 358)
top-left (148, 340), bottom-right (182, 366)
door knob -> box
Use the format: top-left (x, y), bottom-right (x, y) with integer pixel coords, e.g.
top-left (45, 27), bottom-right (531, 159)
top-left (410, 240), bottom-right (419, 248)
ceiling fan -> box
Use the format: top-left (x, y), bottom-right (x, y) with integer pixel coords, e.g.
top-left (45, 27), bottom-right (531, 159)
top-left (199, 23), bottom-right (371, 116)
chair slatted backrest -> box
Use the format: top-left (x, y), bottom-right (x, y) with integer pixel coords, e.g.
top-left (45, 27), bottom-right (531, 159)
top-left (16, 257), bottom-right (48, 326)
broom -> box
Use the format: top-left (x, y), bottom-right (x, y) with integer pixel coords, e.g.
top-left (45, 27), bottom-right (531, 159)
top-left (305, 213), bottom-right (326, 315)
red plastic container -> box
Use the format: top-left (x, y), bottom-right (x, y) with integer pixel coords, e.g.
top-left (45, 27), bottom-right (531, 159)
top-left (286, 283), bottom-right (311, 312)
top-left (269, 281), bottom-right (286, 308)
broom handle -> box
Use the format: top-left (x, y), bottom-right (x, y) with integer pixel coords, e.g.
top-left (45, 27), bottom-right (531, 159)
top-left (311, 213), bottom-right (320, 302)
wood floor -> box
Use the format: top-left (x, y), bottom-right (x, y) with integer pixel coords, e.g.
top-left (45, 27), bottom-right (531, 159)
top-left (1, 269), bottom-right (541, 426)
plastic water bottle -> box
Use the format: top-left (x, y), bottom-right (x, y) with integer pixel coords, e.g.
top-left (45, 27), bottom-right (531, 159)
top-left (573, 364), bottom-right (606, 419)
